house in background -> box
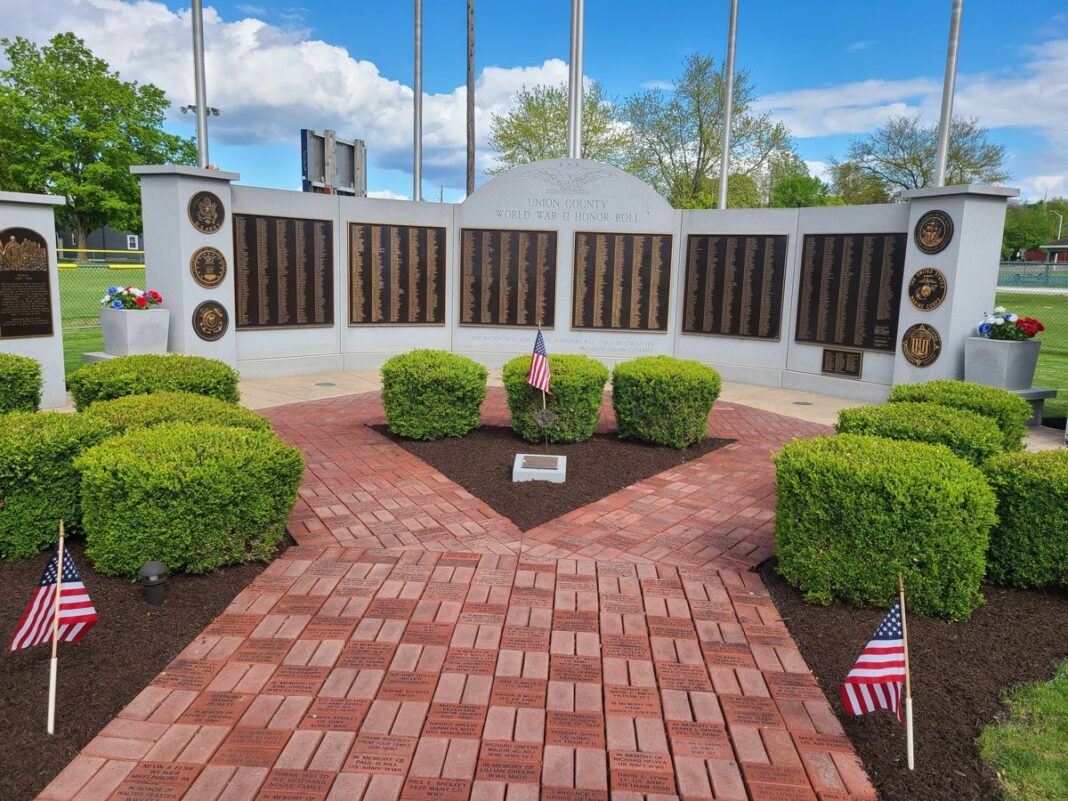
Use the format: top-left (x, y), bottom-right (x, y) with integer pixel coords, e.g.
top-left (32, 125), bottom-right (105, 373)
top-left (1038, 236), bottom-right (1068, 263)
top-left (56, 225), bottom-right (143, 266)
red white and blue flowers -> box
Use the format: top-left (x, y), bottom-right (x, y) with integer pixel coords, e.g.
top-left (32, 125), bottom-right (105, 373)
top-left (101, 285), bottom-right (163, 310)
top-left (977, 306), bottom-right (1045, 341)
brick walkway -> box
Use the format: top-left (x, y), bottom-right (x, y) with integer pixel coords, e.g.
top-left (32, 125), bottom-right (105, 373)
top-left (38, 390), bottom-right (877, 801)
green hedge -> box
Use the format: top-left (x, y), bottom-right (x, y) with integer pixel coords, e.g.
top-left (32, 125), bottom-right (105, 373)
top-left (381, 350), bottom-right (487, 440)
top-left (76, 423), bottom-right (304, 576)
top-left (774, 434), bottom-right (996, 620)
top-left (68, 354), bottom-right (240, 411)
top-left (611, 356), bottom-right (721, 449)
top-left (84, 392), bottom-right (271, 434)
top-left (0, 353), bottom-right (42, 414)
top-left (984, 450), bottom-right (1068, 589)
top-left (836, 401), bottom-right (1004, 465)
top-left (888, 380), bottom-right (1031, 452)
top-left (0, 412), bottom-right (113, 559)
top-left (502, 354), bottom-right (609, 443)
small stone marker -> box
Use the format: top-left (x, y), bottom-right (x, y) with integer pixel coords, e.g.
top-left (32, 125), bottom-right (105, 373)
top-left (512, 453), bottom-right (567, 483)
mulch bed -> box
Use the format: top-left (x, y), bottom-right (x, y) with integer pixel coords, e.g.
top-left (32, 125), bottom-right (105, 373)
top-left (762, 561), bottom-right (1068, 801)
top-left (0, 538), bottom-right (273, 801)
top-left (377, 424), bottom-right (732, 532)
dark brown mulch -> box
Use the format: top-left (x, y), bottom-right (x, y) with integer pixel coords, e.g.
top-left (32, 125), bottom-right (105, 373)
top-left (377, 425), bottom-right (732, 532)
top-left (762, 561), bottom-right (1068, 801)
top-left (0, 538), bottom-right (274, 801)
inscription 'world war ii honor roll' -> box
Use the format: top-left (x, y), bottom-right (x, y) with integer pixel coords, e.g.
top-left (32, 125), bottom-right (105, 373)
top-left (914, 210), bottom-right (953, 255)
top-left (188, 191), bottom-right (225, 234)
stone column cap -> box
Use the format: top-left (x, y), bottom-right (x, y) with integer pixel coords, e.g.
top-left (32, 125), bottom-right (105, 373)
top-left (903, 184), bottom-right (1019, 200)
top-left (130, 164), bottom-right (240, 181)
top-left (0, 191), bottom-right (65, 206)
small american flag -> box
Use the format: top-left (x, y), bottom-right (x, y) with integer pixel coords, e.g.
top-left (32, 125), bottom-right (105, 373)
top-left (840, 601), bottom-right (906, 722)
top-left (9, 546), bottom-right (98, 651)
top-left (526, 329), bottom-right (551, 393)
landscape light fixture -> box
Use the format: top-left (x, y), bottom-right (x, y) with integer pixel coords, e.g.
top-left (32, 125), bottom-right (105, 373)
top-left (138, 561), bottom-right (169, 605)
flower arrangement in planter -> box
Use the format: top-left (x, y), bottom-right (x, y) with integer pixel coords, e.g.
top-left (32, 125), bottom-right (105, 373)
top-left (99, 285), bottom-right (170, 356)
top-left (965, 306), bottom-right (1047, 391)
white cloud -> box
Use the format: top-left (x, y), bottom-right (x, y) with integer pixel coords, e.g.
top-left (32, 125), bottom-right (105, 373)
top-left (367, 189), bottom-right (410, 201)
top-left (805, 160), bottom-right (831, 182)
top-left (1018, 174), bottom-right (1067, 202)
top-left (0, 0), bottom-right (568, 189)
top-left (846, 40), bottom-right (875, 52)
top-left (640, 79), bottom-right (673, 91)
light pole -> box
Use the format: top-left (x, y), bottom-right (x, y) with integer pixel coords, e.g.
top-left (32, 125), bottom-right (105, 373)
top-left (1049, 209), bottom-right (1064, 240)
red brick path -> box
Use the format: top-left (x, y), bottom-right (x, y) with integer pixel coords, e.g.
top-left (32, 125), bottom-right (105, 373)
top-left (37, 390), bottom-right (876, 801)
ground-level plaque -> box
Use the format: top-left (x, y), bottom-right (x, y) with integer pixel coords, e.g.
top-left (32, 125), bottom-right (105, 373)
top-left (233, 213), bottom-right (334, 329)
top-left (572, 231), bottom-right (672, 331)
top-left (0, 227), bottom-right (53, 339)
top-left (349, 223), bottom-right (445, 325)
top-left (682, 234), bottom-right (787, 339)
top-left (821, 348), bottom-right (863, 379)
top-left (459, 228), bottom-right (556, 327)
top-left (795, 232), bottom-right (906, 351)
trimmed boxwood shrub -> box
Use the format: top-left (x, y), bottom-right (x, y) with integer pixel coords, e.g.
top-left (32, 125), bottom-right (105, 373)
top-left (0, 353), bottom-right (42, 414)
top-left (84, 391), bottom-right (271, 434)
top-left (984, 450), bottom-right (1068, 589)
top-left (68, 354), bottom-right (240, 411)
top-left (888, 380), bottom-right (1031, 452)
top-left (611, 356), bottom-right (721, 449)
top-left (774, 434), bottom-right (996, 620)
top-left (0, 411), bottom-right (113, 559)
top-left (76, 423), bottom-right (304, 576)
top-left (502, 354), bottom-right (609, 443)
top-left (381, 350), bottom-right (487, 440)
top-left (835, 401), bottom-right (1004, 465)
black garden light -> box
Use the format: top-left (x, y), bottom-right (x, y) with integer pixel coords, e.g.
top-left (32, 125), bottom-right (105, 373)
top-left (138, 561), bottom-right (169, 605)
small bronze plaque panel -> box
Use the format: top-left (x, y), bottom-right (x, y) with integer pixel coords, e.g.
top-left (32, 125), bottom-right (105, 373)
top-left (901, 322), bottom-right (942, 367)
top-left (522, 455), bottom-right (559, 470)
top-left (188, 191), bottom-right (225, 234)
top-left (914, 209), bottom-right (953, 254)
top-left (190, 246), bottom-right (227, 288)
top-left (908, 267), bottom-right (947, 311)
top-left (192, 300), bottom-right (228, 341)
top-left (821, 348), bottom-right (863, 379)
top-left (0, 226), bottom-right (53, 339)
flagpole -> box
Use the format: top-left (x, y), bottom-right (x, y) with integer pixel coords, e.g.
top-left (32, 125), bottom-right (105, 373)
top-left (898, 574), bottom-right (914, 770)
top-left (47, 521), bottom-right (65, 735)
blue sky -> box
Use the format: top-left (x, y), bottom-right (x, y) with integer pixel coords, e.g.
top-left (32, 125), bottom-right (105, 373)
top-left (4, 0), bottom-right (1067, 200)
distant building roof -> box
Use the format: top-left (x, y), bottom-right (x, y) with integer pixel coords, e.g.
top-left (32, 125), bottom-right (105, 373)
top-left (1039, 236), bottom-right (1068, 251)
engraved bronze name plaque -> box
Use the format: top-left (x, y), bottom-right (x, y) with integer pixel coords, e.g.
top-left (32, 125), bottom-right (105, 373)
top-left (682, 234), bottom-right (787, 339)
top-left (349, 223), bottom-right (445, 325)
top-left (795, 232), bottom-right (906, 352)
top-left (233, 213), bottom-right (334, 329)
top-left (0, 227), bottom-right (53, 339)
top-left (459, 228), bottom-right (557, 327)
top-left (821, 348), bottom-right (863, 379)
top-left (522, 455), bottom-right (560, 470)
top-left (572, 231), bottom-right (672, 331)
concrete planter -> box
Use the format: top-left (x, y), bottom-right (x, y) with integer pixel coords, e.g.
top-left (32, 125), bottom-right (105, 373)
top-left (964, 336), bottom-right (1041, 390)
top-left (100, 307), bottom-right (170, 356)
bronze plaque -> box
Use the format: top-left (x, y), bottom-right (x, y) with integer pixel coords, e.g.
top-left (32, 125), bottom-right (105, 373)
top-left (233, 213), bottom-right (334, 329)
top-left (188, 191), bottom-right (225, 234)
top-left (191, 300), bottom-right (228, 341)
top-left (190, 246), bottom-right (227, 288)
top-left (821, 348), bottom-right (863, 379)
top-left (908, 267), bottom-right (947, 311)
top-left (795, 233), bottom-right (906, 352)
top-left (914, 209), bottom-right (953, 254)
top-left (522, 454), bottom-right (559, 470)
top-left (349, 223), bottom-right (445, 325)
top-left (682, 234), bottom-right (787, 339)
top-left (572, 231), bottom-right (672, 331)
top-left (459, 228), bottom-right (557, 326)
top-left (901, 322), bottom-right (942, 367)
top-left (0, 227), bottom-right (53, 339)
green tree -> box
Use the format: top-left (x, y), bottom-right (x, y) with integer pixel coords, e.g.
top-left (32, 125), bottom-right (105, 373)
top-left (0, 33), bottom-right (196, 244)
top-left (673, 173), bottom-right (762, 209)
top-left (827, 160), bottom-right (891, 204)
top-left (1002, 203), bottom-right (1058, 260)
top-left (487, 82), bottom-right (632, 173)
top-left (623, 53), bottom-right (794, 207)
top-left (770, 173), bottom-right (842, 208)
top-left (837, 115), bottom-right (1008, 198)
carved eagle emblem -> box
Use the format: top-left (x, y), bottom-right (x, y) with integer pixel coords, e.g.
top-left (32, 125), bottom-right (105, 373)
top-left (529, 166), bottom-right (609, 194)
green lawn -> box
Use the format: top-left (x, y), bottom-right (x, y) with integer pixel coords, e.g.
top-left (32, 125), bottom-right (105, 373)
top-left (996, 291), bottom-right (1068, 418)
top-left (62, 328), bottom-right (103, 376)
top-left (979, 660), bottom-right (1068, 801)
top-left (59, 267), bottom-right (145, 327)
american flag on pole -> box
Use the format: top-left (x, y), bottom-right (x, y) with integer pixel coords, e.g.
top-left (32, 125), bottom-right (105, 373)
top-left (840, 600), bottom-right (906, 722)
top-left (8, 547), bottom-right (98, 651)
top-left (526, 329), bottom-right (551, 393)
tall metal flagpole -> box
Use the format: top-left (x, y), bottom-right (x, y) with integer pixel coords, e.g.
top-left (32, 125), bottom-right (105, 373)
top-left (933, 0), bottom-right (963, 187)
top-left (413, 0), bottom-right (423, 201)
top-left (191, 0), bottom-right (209, 168)
top-left (466, 0), bottom-right (476, 196)
top-left (717, 0), bottom-right (739, 209)
top-left (566, 0), bottom-right (585, 159)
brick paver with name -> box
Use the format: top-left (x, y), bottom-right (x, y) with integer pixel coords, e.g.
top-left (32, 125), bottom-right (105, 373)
top-left (37, 390), bottom-right (875, 801)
